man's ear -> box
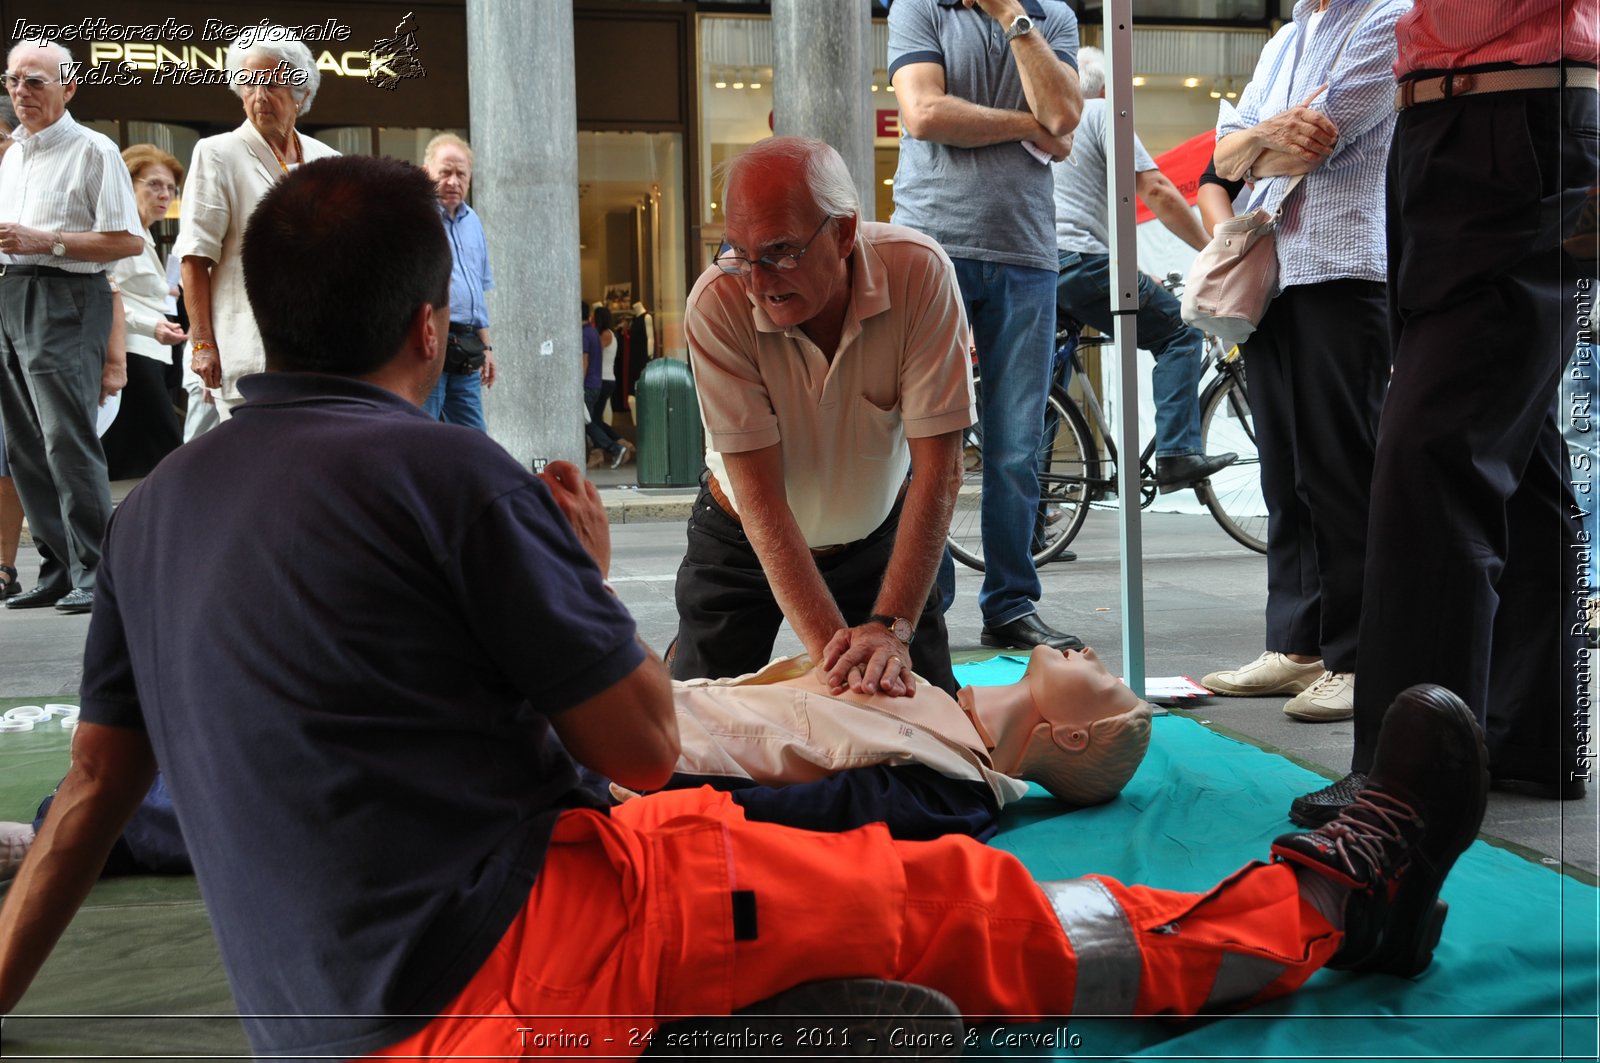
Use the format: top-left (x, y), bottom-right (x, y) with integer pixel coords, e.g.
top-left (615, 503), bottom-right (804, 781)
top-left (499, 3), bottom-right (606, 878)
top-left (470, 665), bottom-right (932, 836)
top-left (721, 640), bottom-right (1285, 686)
top-left (415, 302), bottom-right (446, 364)
top-left (835, 212), bottom-right (859, 260)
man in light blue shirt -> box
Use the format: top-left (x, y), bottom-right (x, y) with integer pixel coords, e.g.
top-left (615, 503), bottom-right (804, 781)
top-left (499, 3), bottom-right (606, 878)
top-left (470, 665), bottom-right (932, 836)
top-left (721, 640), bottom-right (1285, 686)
top-left (422, 133), bottom-right (495, 431)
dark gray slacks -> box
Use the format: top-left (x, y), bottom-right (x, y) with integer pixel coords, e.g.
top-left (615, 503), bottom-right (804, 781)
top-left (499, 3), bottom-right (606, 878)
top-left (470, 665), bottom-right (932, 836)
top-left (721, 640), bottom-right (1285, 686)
top-left (1243, 278), bottom-right (1391, 675)
top-left (1353, 87), bottom-right (1599, 783)
top-left (0, 272), bottom-right (114, 593)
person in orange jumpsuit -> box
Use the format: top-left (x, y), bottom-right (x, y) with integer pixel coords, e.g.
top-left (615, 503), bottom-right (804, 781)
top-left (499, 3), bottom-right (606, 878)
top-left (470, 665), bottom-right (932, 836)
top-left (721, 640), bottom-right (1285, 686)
top-left (0, 152), bottom-right (1490, 1060)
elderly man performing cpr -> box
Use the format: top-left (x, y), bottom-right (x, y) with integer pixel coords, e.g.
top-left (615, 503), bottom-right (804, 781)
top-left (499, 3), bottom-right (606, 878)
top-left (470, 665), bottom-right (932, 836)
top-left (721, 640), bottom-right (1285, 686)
top-left (671, 136), bottom-right (970, 698)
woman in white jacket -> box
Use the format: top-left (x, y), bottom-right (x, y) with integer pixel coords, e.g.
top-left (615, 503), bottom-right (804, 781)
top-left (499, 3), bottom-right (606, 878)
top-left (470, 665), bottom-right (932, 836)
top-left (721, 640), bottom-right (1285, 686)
top-left (102, 145), bottom-right (187, 480)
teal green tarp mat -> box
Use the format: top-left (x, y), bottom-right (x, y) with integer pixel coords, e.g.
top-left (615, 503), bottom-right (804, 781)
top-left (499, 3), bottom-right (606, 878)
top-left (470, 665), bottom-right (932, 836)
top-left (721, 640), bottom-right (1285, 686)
top-left (957, 655), bottom-right (1600, 1061)
top-left (2, 666), bottom-right (1597, 1060)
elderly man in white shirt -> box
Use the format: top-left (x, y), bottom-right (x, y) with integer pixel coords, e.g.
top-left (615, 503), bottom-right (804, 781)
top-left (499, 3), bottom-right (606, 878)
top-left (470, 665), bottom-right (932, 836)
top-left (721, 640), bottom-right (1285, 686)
top-left (0, 39), bottom-right (142, 614)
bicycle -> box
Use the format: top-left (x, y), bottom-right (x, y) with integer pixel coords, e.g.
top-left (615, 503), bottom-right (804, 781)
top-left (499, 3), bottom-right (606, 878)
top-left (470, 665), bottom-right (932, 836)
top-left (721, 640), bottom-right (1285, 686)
top-left (946, 275), bottom-right (1264, 571)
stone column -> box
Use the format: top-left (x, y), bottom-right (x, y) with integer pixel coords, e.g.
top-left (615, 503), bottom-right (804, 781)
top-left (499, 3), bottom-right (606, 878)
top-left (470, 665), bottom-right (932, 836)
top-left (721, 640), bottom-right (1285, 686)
top-left (771, 0), bottom-right (876, 220)
top-left (466, 0), bottom-right (582, 467)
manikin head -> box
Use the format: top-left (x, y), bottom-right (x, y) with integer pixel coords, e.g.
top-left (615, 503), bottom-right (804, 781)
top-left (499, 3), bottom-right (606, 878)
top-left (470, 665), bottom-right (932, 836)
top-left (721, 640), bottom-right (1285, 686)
top-left (998, 644), bottom-right (1152, 806)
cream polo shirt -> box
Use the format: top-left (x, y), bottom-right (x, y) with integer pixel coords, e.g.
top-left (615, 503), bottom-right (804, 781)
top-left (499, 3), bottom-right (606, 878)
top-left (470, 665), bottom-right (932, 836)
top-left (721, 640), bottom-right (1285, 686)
top-left (687, 221), bottom-right (975, 547)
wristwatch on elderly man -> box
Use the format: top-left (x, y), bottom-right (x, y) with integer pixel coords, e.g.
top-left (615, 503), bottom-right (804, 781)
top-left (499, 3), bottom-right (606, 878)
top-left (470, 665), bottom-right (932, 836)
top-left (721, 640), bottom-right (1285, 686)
top-left (868, 614), bottom-right (915, 645)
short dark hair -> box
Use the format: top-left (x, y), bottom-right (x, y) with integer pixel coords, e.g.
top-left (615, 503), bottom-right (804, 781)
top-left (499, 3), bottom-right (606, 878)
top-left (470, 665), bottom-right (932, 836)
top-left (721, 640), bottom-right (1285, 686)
top-left (593, 304), bottom-right (613, 334)
top-left (582, 298), bottom-right (591, 322)
top-left (243, 156), bottom-right (451, 376)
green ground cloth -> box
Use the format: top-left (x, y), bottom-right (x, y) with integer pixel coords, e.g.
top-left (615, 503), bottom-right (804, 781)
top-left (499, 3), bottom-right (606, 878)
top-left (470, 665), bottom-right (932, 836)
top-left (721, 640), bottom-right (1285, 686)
top-left (2, 668), bottom-right (1596, 1060)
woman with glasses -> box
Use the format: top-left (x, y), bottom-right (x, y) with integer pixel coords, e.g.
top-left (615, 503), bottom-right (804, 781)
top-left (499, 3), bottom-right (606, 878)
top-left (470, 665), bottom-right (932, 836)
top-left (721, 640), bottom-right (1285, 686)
top-left (100, 145), bottom-right (187, 480)
top-left (174, 28), bottom-right (338, 421)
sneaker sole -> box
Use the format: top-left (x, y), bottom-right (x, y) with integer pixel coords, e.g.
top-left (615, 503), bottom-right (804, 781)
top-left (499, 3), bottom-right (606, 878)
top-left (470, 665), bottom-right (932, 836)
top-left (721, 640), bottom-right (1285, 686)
top-left (645, 979), bottom-right (964, 1057)
top-left (1282, 704), bottom-right (1354, 722)
top-left (1203, 675), bottom-right (1320, 697)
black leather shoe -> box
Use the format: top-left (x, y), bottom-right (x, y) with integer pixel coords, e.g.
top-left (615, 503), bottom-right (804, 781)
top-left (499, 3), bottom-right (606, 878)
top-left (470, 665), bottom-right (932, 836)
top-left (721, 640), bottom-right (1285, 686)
top-left (1272, 684), bottom-right (1488, 976)
top-left (4, 584), bottom-right (67, 610)
top-left (53, 588), bottom-right (94, 615)
top-left (980, 613), bottom-right (1085, 652)
top-left (1154, 452), bottom-right (1238, 495)
top-left (1288, 770), bottom-right (1369, 828)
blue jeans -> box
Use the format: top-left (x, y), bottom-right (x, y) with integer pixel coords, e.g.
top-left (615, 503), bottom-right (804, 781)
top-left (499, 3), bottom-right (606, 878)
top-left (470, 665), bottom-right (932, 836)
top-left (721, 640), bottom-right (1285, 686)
top-left (947, 258), bottom-right (1057, 626)
top-left (1056, 250), bottom-right (1205, 457)
top-left (423, 370), bottom-right (487, 432)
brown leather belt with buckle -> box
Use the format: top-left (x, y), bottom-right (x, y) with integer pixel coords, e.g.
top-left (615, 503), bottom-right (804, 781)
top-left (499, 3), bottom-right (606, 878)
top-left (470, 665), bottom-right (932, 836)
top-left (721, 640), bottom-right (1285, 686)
top-left (1395, 65), bottom-right (1599, 111)
top-left (705, 472), bottom-right (898, 558)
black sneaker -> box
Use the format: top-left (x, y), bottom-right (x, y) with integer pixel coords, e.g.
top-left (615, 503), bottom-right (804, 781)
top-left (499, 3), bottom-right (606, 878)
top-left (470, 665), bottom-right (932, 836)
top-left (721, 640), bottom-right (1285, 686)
top-left (1271, 684), bottom-right (1488, 977)
top-left (1289, 771), bottom-right (1369, 828)
top-left (646, 979), bottom-right (964, 1057)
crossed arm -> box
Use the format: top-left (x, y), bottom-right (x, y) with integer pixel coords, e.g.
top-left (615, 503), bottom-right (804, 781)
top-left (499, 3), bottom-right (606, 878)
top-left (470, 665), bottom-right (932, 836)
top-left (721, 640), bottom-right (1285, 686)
top-left (893, 0), bottom-right (1082, 158)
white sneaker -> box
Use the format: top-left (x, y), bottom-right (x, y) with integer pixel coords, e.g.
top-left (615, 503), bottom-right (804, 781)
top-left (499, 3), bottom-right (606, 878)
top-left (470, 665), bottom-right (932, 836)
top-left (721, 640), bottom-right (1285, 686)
top-left (1202, 652), bottom-right (1324, 696)
top-left (0, 821), bottom-right (35, 881)
top-left (1283, 671), bottom-right (1355, 722)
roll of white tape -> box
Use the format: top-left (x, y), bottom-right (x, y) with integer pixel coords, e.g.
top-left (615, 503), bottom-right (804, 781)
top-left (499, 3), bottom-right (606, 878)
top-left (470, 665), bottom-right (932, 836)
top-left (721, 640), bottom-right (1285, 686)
top-left (44, 703), bottom-right (79, 718)
top-left (4, 705), bottom-right (47, 723)
top-left (61, 718), bottom-right (77, 731)
top-left (0, 719), bottom-right (35, 733)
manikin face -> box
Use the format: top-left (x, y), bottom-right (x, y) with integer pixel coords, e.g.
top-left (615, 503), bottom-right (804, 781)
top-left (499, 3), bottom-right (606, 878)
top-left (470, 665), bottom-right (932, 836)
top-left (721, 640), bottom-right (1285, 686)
top-left (1021, 644), bottom-right (1143, 734)
top-left (720, 164), bottom-right (853, 333)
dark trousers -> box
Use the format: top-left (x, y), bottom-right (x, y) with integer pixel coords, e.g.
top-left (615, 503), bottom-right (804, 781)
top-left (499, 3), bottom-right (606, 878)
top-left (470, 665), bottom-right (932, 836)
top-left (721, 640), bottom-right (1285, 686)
top-left (0, 273), bottom-right (114, 593)
top-left (1353, 86), bottom-right (1599, 783)
top-left (671, 484), bottom-right (960, 697)
top-left (1244, 279), bottom-right (1390, 673)
top-left (101, 352), bottom-right (182, 480)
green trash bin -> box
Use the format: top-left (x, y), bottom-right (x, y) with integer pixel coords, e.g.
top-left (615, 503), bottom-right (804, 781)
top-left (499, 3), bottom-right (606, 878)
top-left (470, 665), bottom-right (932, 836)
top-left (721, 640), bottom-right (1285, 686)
top-left (634, 358), bottom-right (706, 488)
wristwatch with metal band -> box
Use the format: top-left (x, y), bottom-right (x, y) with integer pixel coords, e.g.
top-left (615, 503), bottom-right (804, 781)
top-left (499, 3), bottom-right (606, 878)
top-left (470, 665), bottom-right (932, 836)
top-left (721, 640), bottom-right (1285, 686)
top-left (1004, 14), bottom-right (1035, 43)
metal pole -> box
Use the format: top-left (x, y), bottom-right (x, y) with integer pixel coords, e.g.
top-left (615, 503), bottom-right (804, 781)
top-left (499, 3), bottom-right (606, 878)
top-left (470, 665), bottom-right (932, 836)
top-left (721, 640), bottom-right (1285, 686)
top-left (1102, 0), bottom-right (1146, 698)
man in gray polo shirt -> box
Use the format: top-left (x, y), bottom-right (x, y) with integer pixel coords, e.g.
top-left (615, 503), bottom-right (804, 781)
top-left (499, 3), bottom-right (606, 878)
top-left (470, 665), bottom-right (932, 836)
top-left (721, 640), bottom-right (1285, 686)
top-left (0, 39), bottom-right (142, 614)
top-left (1054, 47), bottom-right (1236, 490)
top-left (889, 0), bottom-right (1085, 652)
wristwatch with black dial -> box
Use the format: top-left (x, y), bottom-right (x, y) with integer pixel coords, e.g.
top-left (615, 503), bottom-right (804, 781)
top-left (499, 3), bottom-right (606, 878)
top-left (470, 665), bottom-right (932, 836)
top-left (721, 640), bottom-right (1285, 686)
top-left (1004, 14), bottom-right (1035, 43)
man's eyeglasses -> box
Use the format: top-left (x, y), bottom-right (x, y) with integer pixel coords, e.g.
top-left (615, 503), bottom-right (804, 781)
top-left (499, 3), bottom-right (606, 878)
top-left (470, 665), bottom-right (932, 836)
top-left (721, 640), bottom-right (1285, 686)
top-left (714, 217), bottom-right (832, 276)
top-left (2, 73), bottom-right (62, 91)
top-left (140, 178), bottom-right (179, 196)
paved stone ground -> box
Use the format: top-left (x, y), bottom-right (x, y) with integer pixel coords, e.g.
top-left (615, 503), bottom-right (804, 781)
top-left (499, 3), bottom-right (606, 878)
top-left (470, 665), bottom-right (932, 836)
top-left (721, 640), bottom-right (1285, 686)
top-left (2, 467), bottom-right (1593, 877)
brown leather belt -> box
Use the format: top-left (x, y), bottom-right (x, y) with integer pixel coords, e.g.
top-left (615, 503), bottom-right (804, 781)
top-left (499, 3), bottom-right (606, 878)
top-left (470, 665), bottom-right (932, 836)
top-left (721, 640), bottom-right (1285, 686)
top-left (1396, 65), bottom-right (1599, 111)
top-left (705, 472), bottom-right (889, 558)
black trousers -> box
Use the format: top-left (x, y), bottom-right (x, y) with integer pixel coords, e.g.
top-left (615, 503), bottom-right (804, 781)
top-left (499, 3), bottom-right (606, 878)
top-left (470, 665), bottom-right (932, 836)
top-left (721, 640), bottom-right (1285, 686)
top-left (1244, 278), bottom-right (1390, 674)
top-left (1352, 85), bottom-right (1599, 783)
top-left (671, 484), bottom-right (960, 697)
top-left (101, 353), bottom-right (182, 480)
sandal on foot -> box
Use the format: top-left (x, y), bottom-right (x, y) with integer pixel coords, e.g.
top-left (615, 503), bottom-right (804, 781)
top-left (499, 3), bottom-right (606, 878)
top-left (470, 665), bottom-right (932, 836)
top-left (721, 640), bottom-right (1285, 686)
top-left (0, 564), bottom-right (18, 600)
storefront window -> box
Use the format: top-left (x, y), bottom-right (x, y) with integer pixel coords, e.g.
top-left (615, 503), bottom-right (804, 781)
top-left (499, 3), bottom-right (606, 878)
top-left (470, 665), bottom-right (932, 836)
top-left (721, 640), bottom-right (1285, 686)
top-left (578, 130), bottom-right (687, 360)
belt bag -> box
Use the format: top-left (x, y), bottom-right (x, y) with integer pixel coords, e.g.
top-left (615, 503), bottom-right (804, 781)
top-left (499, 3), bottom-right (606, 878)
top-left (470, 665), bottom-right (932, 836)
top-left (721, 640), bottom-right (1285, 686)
top-left (1181, 173), bottom-right (1303, 347)
top-left (445, 329), bottom-right (487, 373)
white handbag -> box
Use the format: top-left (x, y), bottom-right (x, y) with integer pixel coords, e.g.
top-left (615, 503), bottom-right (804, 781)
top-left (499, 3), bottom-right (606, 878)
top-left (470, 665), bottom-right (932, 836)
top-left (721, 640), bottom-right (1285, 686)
top-left (1180, 174), bottom-right (1303, 347)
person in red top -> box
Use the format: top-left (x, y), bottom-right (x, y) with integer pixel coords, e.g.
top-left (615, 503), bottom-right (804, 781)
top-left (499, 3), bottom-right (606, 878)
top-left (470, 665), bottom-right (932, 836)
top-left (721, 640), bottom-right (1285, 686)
top-left (1292, 1), bottom-right (1600, 826)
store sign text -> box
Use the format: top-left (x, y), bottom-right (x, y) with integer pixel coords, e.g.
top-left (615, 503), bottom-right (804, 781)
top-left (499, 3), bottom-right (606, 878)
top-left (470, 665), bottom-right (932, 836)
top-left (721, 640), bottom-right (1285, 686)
top-left (82, 43), bottom-right (400, 81)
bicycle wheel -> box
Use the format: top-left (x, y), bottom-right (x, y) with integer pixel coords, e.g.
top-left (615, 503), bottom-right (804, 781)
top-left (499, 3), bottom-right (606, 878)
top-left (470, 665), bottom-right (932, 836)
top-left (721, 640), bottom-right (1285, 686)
top-left (947, 385), bottom-right (1098, 571)
top-left (1196, 368), bottom-right (1267, 554)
